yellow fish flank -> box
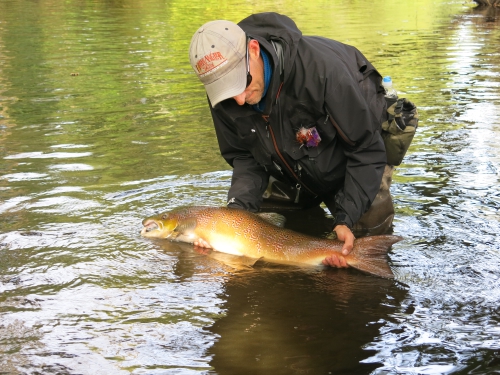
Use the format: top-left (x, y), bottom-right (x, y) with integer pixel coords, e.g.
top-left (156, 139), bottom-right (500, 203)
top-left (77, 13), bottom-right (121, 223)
top-left (141, 206), bottom-right (402, 278)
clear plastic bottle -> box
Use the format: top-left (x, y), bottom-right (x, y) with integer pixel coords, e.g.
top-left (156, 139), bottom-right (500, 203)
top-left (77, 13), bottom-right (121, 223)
top-left (382, 76), bottom-right (398, 99)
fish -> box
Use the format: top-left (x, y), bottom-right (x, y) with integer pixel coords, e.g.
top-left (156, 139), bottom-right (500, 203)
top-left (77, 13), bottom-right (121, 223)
top-left (140, 206), bottom-right (402, 278)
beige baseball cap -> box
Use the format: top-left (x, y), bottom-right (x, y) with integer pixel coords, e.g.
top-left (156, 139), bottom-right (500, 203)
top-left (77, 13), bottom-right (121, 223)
top-left (189, 20), bottom-right (247, 107)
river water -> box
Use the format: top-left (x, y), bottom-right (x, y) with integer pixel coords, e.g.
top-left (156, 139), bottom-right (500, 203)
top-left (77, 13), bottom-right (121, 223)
top-left (1, 0), bottom-right (499, 374)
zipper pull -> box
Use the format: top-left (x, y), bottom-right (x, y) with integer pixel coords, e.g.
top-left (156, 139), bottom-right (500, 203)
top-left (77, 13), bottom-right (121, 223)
top-left (294, 184), bottom-right (301, 204)
top-left (296, 163), bottom-right (302, 177)
top-left (273, 161), bottom-right (283, 175)
top-left (324, 114), bottom-right (329, 124)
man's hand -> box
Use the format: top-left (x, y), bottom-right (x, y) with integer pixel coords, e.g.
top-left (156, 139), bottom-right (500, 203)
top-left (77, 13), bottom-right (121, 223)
top-left (322, 225), bottom-right (355, 268)
top-left (194, 238), bottom-right (211, 248)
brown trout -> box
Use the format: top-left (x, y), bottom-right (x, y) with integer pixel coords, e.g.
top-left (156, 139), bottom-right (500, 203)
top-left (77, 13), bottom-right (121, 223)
top-left (141, 206), bottom-right (402, 278)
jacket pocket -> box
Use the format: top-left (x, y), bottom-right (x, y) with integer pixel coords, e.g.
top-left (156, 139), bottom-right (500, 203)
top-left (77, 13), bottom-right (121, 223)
top-left (235, 121), bottom-right (276, 171)
top-left (285, 103), bottom-right (337, 161)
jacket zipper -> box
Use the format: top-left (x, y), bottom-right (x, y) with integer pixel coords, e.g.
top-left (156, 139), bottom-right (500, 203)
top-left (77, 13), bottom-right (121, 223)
top-left (263, 116), bottom-right (317, 197)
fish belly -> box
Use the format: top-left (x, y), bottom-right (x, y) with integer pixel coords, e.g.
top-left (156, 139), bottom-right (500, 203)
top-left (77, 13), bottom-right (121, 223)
top-left (207, 233), bottom-right (248, 257)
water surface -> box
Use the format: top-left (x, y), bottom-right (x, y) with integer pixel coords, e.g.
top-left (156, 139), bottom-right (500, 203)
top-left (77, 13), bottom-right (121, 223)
top-left (1, 0), bottom-right (500, 374)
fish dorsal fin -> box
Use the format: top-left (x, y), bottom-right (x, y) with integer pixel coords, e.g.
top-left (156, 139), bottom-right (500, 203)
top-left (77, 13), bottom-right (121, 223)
top-left (255, 212), bottom-right (286, 228)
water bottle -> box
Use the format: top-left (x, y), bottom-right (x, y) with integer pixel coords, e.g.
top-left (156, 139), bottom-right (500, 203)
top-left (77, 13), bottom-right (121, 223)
top-left (382, 76), bottom-right (398, 99)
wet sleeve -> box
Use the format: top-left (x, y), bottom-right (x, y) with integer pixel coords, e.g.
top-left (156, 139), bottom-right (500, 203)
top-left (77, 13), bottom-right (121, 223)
top-left (210, 106), bottom-right (269, 213)
top-left (323, 71), bottom-right (387, 228)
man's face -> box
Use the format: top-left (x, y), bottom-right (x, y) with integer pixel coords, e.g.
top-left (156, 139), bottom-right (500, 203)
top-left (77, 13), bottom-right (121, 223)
top-left (232, 40), bottom-right (265, 106)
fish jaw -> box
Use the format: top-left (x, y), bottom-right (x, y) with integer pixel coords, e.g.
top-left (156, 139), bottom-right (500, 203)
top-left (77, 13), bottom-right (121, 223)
top-left (140, 213), bottom-right (200, 243)
top-left (140, 217), bottom-right (177, 239)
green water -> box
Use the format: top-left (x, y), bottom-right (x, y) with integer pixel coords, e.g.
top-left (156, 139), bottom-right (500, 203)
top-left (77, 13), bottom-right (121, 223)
top-left (1, 0), bottom-right (500, 374)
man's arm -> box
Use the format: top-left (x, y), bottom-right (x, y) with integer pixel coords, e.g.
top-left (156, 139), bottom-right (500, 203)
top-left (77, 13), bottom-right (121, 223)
top-left (323, 54), bottom-right (386, 217)
top-left (210, 106), bottom-right (269, 212)
top-left (321, 64), bottom-right (386, 262)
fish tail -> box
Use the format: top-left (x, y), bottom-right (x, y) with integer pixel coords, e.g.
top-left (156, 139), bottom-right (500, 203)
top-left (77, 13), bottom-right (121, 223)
top-left (346, 235), bottom-right (403, 278)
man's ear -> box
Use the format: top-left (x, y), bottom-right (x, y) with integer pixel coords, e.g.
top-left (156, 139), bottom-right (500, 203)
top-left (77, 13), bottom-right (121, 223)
top-left (248, 39), bottom-right (260, 59)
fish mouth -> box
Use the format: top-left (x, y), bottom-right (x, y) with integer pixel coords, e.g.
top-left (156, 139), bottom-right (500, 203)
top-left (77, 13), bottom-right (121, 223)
top-left (141, 219), bottom-right (160, 236)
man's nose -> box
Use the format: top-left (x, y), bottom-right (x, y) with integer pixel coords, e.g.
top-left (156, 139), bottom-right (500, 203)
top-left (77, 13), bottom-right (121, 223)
top-left (232, 92), bottom-right (246, 106)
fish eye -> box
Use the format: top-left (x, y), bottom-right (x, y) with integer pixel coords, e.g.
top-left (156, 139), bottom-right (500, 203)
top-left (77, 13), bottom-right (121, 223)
top-left (161, 214), bottom-right (168, 220)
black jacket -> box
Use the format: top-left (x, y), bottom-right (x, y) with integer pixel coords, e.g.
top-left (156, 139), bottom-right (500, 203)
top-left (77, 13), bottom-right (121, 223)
top-left (209, 12), bottom-right (387, 228)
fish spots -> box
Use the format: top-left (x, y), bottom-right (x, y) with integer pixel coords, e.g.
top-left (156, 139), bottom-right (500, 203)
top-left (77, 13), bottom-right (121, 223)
top-left (229, 215), bottom-right (245, 229)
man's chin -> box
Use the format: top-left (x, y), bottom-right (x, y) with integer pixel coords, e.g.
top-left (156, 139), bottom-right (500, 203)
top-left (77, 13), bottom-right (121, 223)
top-left (246, 96), bottom-right (262, 106)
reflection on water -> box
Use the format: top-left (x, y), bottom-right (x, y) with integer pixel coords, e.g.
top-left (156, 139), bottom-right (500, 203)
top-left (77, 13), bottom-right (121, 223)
top-left (1, 0), bottom-right (500, 374)
top-left (207, 269), bottom-right (404, 375)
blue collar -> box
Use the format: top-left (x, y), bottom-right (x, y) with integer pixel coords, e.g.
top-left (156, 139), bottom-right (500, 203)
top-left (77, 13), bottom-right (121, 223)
top-left (253, 48), bottom-right (272, 113)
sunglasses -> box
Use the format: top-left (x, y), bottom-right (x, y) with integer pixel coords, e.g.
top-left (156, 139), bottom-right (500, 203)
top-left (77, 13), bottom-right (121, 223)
top-left (245, 37), bottom-right (253, 88)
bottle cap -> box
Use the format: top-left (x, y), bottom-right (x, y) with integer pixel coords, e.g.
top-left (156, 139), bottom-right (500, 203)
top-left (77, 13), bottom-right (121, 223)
top-left (383, 76), bottom-right (392, 83)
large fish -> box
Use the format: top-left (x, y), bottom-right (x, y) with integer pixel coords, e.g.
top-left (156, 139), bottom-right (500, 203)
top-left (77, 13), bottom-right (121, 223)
top-left (141, 206), bottom-right (402, 278)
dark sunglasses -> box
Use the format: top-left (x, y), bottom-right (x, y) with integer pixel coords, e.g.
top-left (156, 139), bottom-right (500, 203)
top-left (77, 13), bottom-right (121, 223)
top-left (245, 37), bottom-right (252, 88)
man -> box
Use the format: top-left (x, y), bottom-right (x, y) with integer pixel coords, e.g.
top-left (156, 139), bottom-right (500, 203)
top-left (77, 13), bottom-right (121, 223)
top-left (189, 13), bottom-right (390, 267)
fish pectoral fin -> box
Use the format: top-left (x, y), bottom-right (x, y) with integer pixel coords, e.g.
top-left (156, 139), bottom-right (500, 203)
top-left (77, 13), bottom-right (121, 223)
top-left (238, 255), bottom-right (262, 267)
top-left (209, 253), bottom-right (262, 269)
top-left (168, 231), bottom-right (180, 240)
top-left (177, 218), bottom-right (197, 232)
top-left (166, 218), bottom-right (198, 242)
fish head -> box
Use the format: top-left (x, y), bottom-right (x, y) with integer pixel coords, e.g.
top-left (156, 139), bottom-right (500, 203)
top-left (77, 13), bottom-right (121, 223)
top-left (140, 212), bottom-right (179, 238)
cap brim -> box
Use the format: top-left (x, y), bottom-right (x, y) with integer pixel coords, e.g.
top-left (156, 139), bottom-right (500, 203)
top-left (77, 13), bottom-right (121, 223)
top-left (204, 56), bottom-right (247, 107)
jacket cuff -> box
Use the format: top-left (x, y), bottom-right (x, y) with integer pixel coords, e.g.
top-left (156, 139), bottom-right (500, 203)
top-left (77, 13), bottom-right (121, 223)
top-left (333, 212), bottom-right (353, 230)
top-left (227, 197), bottom-right (259, 213)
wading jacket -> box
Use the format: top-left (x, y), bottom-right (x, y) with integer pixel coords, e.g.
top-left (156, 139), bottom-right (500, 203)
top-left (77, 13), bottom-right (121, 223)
top-left (209, 12), bottom-right (387, 229)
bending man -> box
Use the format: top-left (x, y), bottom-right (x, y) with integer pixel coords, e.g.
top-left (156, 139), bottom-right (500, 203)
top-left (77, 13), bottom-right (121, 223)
top-left (189, 13), bottom-right (390, 267)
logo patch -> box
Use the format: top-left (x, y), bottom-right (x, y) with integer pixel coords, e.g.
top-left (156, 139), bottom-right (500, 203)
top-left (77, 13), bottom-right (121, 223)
top-left (195, 51), bottom-right (227, 77)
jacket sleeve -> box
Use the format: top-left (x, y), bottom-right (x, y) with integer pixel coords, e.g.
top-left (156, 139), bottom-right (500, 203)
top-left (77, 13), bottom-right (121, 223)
top-left (323, 63), bottom-right (387, 228)
top-left (210, 105), bottom-right (269, 212)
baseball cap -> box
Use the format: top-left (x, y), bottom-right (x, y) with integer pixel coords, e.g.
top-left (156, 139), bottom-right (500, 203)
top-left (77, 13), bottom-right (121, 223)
top-left (189, 20), bottom-right (247, 107)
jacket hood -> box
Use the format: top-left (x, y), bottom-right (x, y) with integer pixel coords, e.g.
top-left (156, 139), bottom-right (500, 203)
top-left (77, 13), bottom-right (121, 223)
top-left (238, 13), bottom-right (302, 80)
